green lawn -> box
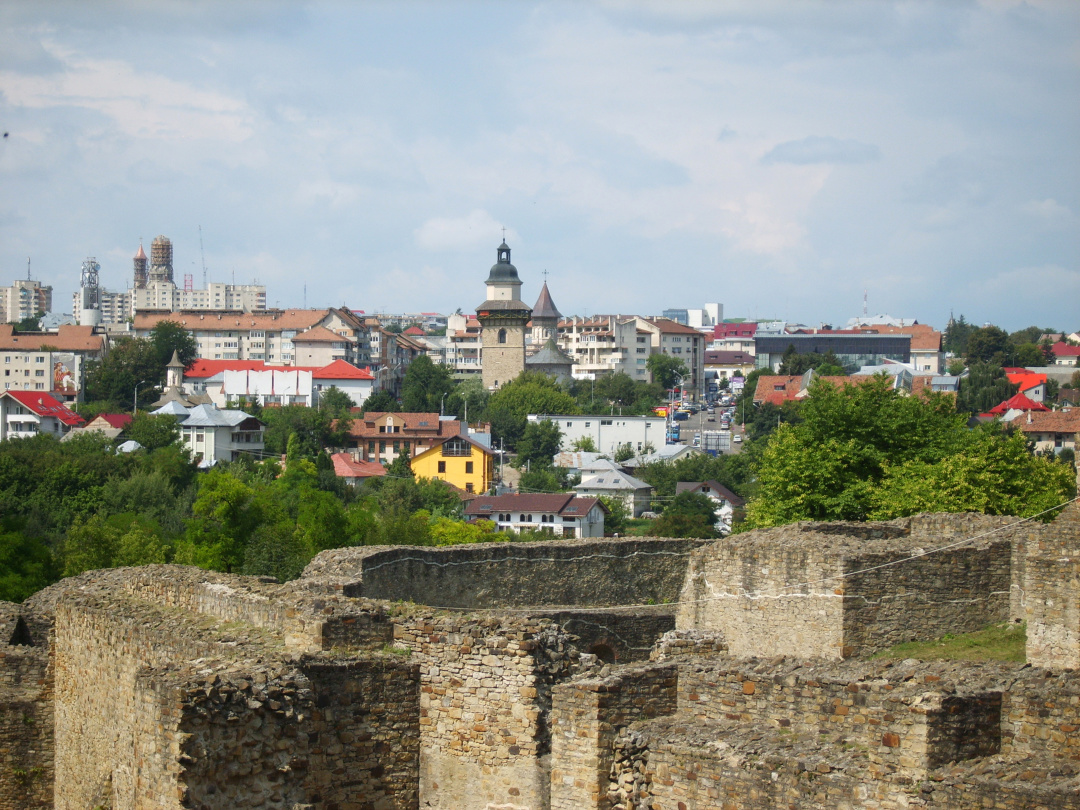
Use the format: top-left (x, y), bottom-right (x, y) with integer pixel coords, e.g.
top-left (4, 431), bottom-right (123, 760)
top-left (871, 622), bottom-right (1026, 663)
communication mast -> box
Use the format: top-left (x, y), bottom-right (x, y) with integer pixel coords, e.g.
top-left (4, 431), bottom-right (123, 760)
top-left (199, 225), bottom-right (208, 288)
top-left (79, 257), bottom-right (102, 326)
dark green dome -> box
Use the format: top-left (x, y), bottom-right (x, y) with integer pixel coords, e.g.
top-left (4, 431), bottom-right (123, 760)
top-left (486, 241), bottom-right (521, 284)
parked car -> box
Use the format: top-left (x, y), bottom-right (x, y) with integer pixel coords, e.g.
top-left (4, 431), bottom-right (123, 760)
top-left (733, 434), bottom-right (743, 443)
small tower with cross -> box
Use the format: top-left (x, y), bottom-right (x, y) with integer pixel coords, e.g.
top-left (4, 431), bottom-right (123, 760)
top-left (476, 238), bottom-right (532, 390)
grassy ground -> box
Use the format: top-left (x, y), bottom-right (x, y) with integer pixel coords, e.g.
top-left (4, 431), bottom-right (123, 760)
top-left (624, 518), bottom-right (657, 537)
top-left (871, 622), bottom-right (1026, 663)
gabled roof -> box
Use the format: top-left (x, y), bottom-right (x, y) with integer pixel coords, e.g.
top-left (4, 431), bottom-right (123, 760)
top-left (1004, 368), bottom-right (1048, 394)
top-left (180, 404), bottom-right (260, 428)
top-left (675, 481), bottom-right (746, 508)
top-left (152, 401), bottom-right (192, 416)
top-left (575, 470), bottom-right (652, 492)
top-left (402, 326), bottom-right (425, 336)
top-left (1, 390), bottom-right (84, 426)
top-left (987, 393), bottom-right (1050, 415)
top-left (312, 360), bottom-right (375, 380)
top-left (133, 309), bottom-right (329, 332)
top-left (184, 358), bottom-right (374, 381)
top-left (0, 323), bottom-right (104, 352)
top-left (345, 412), bottom-right (458, 438)
top-left (1051, 342), bottom-right (1080, 358)
top-left (646, 318), bottom-right (706, 336)
top-left (464, 493), bottom-right (602, 517)
top-left (330, 452), bottom-right (387, 480)
top-left (88, 413), bottom-right (134, 429)
top-left (293, 326), bottom-right (342, 343)
top-left (1016, 410), bottom-right (1080, 435)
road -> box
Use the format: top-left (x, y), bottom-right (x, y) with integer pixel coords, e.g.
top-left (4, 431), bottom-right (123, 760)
top-left (670, 404), bottom-right (745, 455)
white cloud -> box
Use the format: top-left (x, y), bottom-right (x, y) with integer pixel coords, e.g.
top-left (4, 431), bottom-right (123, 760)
top-left (761, 136), bottom-right (881, 165)
top-left (1021, 198), bottom-right (1072, 222)
top-left (0, 41), bottom-right (253, 142)
top-left (415, 211), bottom-right (516, 252)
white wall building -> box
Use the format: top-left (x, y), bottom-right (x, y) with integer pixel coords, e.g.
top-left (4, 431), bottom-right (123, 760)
top-left (1, 279), bottom-right (52, 323)
top-left (529, 413), bottom-right (666, 456)
top-left (153, 402), bottom-right (265, 466)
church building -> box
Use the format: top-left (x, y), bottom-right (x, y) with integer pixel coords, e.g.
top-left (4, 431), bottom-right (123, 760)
top-left (476, 241), bottom-right (532, 390)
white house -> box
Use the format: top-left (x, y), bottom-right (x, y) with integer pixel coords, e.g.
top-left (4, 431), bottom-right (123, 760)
top-left (184, 358), bottom-right (375, 408)
top-left (153, 402), bottom-right (265, 466)
top-left (464, 493), bottom-right (606, 538)
top-left (574, 469), bottom-right (654, 517)
top-left (529, 413), bottom-right (665, 457)
top-left (675, 481), bottom-right (746, 534)
top-left (0, 390), bottom-right (85, 441)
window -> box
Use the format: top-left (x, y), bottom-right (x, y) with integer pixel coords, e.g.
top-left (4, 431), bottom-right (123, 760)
top-left (379, 441), bottom-right (387, 453)
top-left (465, 461), bottom-right (474, 474)
top-left (438, 461), bottom-right (446, 473)
top-left (35, 370), bottom-right (44, 377)
top-left (498, 329), bottom-right (507, 344)
top-left (465, 483), bottom-right (474, 493)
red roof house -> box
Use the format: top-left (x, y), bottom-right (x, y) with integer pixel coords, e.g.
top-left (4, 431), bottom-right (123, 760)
top-left (0, 390), bottom-right (84, 440)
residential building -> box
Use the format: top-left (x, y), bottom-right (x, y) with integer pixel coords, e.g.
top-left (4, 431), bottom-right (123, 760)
top-left (574, 469), bottom-right (653, 517)
top-left (704, 350), bottom-right (756, 383)
top-left (986, 393), bottom-right (1050, 422)
top-left (0, 279), bottom-right (52, 323)
top-left (556, 316), bottom-right (646, 381)
top-left (0, 390), bottom-right (84, 440)
top-left (445, 313), bottom-right (483, 379)
top-left (133, 307), bottom-right (370, 367)
top-left (63, 413), bottom-right (132, 442)
top-left (411, 433), bottom-right (495, 495)
top-left (621, 443), bottom-right (702, 471)
top-left (182, 358), bottom-right (375, 408)
top-left (476, 241), bottom-right (531, 389)
top-left (464, 493), bottom-right (606, 538)
top-left (675, 481), bottom-right (746, 534)
top-left (528, 413), bottom-right (665, 456)
top-left (1050, 342), bottom-right (1080, 366)
top-left (1004, 368), bottom-right (1048, 402)
top-left (634, 317), bottom-right (707, 399)
top-left (710, 322), bottom-right (758, 354)
top-left (754, 332), bottom-right (912, 373)
top-left (152, 402), bottom-right (265, 466)
top-left (330, 453), bottom-right (387, 486)
top-left (1016, 409), bottom-right (1080, 455)
top-left (343, 412), bottom-right (464, 466)
top-left (0, 324), bottom-right (106, 401)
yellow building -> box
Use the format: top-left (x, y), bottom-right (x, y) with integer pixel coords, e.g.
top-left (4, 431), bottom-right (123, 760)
top-left (411, 435), bottom-right (495, 495)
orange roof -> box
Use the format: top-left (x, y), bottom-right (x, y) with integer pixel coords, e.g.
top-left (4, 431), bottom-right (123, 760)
top-left (0, 324), bottom-right (104, 352)
top-left (1017, 410), bottom-right (1080, 435)
top-left (403, 326), bottom-right (425, 336)
top-left (647, 318), bottom-right (706, 336)
top-left (331, 452), bottom-right (387, 480)
top-left (346, 412), bottom-right (458, 439)
top-left (856, 323), bottom-right (942, 352)
top-left (293, 326), bottom-right (342, 343)
top-left (89, 413), bottom-right (134, 429)
top-left (133, 309), bottom-right (328, 332)
top-left (1004, 368), bottom-right (1047, 394)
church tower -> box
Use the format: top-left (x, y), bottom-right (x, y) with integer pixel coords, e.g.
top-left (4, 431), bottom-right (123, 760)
top-left (477, 240), bottom-right (532, 390)
top-left (529, 279), bottom-right (562, 349)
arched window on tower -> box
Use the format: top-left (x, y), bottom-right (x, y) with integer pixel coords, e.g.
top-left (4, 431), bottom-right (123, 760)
top-left (498, 328), bottom-right (507, 344)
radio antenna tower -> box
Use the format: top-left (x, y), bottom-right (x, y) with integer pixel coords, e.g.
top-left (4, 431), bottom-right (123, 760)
top-left (199, 225), bottom-right (208, 288)
top-left (862, 289), bottom-right (868, 318)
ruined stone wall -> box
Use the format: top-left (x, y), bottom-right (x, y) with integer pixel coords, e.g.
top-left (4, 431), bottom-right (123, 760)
top-left (0, 642), bottom-right (52, 810)
top-left (678, 517), bottom-right (1019, 659)
top-left (302, 538), bottom-right (708, 609)
top-left (1025, 500), bottom-right (1080, 669)
top-left (1001, 668), bottom-right (1080, 760)
top-left (49, 570), bottom-right (421, 810)
top-left (530, 607), bottom-right (675, 664)
top-left (549, 664), bottom-right (677, 810)
top-left (393, 613), bottom-right (582, 810)
top-left (676, 659), bottom-right (1003, 776)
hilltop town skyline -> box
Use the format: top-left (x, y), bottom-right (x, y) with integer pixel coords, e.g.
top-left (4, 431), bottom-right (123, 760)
top-left (1, 2), bottom-right (1078, 331)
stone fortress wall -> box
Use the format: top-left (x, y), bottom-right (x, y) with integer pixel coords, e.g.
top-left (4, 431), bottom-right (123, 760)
top-left (0, 506), bottom-right (1076, 809)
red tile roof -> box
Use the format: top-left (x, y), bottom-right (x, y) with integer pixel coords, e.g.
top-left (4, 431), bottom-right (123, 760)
top-left (1004, 368), bottom-right (1047, 394)
top-left (184, 359), bottom-right (373, 380)
top-left (855, 323), bottom-right (942, 352)
top-left (647, 318), bottom-right (706, 336)
top-left (0, 324), bottom-right (104, 352)
top-left (987, 393), bottom-right (1050, 415)
top-left (330, 452), bottom-right (387, 480)
top-left (293, 326), bottom-right (342, 343)
top-left (345, 412), bottom-right (459, 439)
top-left (133, 309), bottom-right (328, 332)
top-left (1051, 342), bottom-right (1080, 358)
top-left (2, 390), bottom-right (85, 426)
top-left (91, 413), bottom-right (134, 429)
top-left (403, 326), bottom-right (425, 336)
top-left (1016, 410), bottom-right (1080, 435)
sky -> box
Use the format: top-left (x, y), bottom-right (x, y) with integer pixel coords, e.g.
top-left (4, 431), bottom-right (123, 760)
top-left (1, 0), bottom-right (1078, 333)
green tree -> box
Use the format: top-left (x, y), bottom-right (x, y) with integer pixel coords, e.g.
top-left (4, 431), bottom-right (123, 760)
top-left (125, 412), bottom-right (181, 451)
top-left (943, 315), bottom-right (974, 356)
top-left (598, 496), bottom-right (628, 536)
top-left (515, 420), bottom-right (562, 470)
top-left (84, 336), bottom-right (161, 411)
top-left (401, 355), bottom-right (455, 413)
top-left (653, 492), bottom-right (719, 538)
top-left (965, 325), bottom-right (1010, 365)
top-left (646, 354), bottom-right (689, 390)
top-left (0, 524), bottom-right (57, 602)
top-left (486, 372), bottom-right (577, 448)
top-left (149, 320), bottom-right (198, 368)
top-left (957, 363), bottom-right (1018, 415)
top-left (177, 469), bottom-right (267, 572)
top-left (446, 377), bottom-right (489, 423)
top-left (518, 468), bottom-right (564, 494)
top-left (318, 386), bottom-right (355, 417)
top-left (571, 436), bottom-right (598, 453)
top-left (362, 389), bottom-right (399, 413)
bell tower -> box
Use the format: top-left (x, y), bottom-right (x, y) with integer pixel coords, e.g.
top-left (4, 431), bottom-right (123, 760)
top-left (476, 240), bottom-right (532, 390)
